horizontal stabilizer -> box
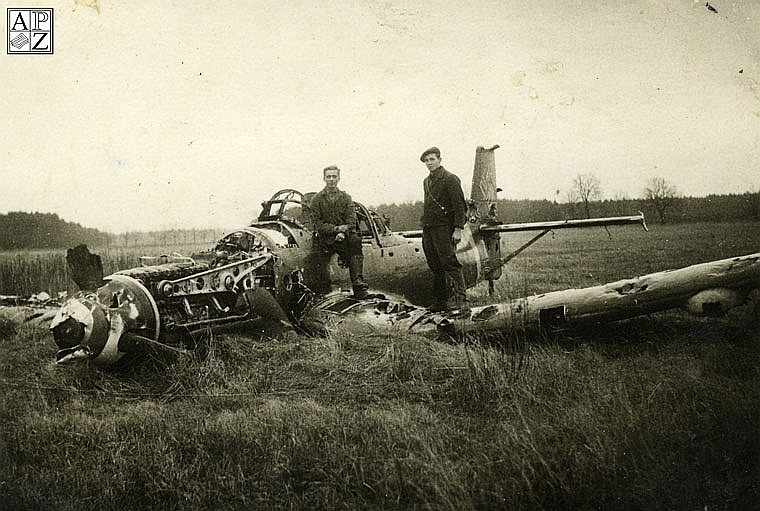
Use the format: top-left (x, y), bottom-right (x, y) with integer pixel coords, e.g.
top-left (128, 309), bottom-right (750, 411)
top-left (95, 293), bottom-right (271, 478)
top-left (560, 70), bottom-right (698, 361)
top-left (479, 213), bottom-right (647, 233)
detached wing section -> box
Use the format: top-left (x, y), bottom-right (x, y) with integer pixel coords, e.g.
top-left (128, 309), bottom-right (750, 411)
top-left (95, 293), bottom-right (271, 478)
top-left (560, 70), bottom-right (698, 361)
top-left (307, 253), bottom-right (760, 339)
top-left (445, 252), bottom-right (760, 337)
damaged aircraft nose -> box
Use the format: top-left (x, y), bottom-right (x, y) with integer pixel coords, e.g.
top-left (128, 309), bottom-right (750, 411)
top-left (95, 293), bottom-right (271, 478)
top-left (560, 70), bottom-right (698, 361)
top-left (50, 296), bottom-right (108, 364)
top-left (50, 275), bottom-right (161, 366)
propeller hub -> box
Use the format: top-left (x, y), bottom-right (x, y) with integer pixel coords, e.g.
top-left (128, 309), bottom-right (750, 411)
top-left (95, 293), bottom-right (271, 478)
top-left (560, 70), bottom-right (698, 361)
top-left (51, 317), bottom-right (85, 349)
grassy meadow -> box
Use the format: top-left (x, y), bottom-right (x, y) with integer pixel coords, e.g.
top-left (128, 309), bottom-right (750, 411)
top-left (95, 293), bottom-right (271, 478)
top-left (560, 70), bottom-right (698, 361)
top-left (0, 221), bottom-right (758, 510)
top-left (0, 244), bottom-right (213, 297)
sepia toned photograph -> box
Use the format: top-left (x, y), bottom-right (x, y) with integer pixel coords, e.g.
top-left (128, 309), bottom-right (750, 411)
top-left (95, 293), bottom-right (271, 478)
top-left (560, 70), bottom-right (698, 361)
top-left (1, 1), bottom-right (758, 509)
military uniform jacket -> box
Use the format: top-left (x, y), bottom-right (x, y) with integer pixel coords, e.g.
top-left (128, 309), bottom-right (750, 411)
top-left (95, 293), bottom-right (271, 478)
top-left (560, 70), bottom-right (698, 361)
top-left (421, 166), bottom-right (467, 228)
top-left (310, 187), bottom-right (357, 243)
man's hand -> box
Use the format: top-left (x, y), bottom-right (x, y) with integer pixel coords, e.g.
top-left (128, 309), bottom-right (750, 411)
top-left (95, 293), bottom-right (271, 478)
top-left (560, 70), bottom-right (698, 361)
top-left (452, 227), bottom-right (463, 244)
top-left (335, 224), bottom-right (349, 234)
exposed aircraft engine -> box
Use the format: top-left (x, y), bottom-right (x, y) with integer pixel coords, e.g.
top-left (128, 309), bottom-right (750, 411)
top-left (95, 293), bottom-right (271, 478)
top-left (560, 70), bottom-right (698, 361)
top-left (50, 227), bottom-right (300, 366)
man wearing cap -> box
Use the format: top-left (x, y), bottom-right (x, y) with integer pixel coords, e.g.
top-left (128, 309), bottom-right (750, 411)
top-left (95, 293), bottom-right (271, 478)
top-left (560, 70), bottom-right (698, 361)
top-left (420, 147), bottom-right (469, 312)
top-left (308, 165), bottom-right (369, 299)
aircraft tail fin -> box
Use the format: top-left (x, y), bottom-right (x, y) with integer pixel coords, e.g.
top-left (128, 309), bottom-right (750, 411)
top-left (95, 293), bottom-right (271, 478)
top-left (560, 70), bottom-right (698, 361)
top-left (470, 145), bottom-right (500, 205)
top-left (469, 145), bottom-right (502, 292)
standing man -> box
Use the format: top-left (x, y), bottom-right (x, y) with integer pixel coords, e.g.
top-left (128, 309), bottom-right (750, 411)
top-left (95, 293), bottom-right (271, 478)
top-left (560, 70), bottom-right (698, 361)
top-left (420, 147), bottom-right (468, 312)
top-left (309, 165), bottom-right (369, 299)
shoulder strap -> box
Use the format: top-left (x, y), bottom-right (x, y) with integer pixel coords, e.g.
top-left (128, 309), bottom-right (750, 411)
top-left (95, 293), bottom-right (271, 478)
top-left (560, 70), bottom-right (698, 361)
top-left (424, 177), bottom-right (447, 213)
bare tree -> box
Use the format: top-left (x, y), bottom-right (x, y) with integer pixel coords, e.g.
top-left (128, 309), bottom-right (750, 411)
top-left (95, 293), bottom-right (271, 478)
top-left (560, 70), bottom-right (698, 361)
top-left (747, 187), bottom-right (760, 221)
top-left (643, 177), bottom-right (679, 223)
top-left (568, 173), bottom-right (602, 218)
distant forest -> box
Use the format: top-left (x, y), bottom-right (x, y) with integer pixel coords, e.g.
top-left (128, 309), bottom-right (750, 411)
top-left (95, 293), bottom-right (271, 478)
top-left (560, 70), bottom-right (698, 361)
top-left (1, 192), bottom-right (758, 250)
top-left (377, 192), bottom-right (760, 231)
top-left (0, 212), bottom-right (111, 250)
top-left (0, 212), bottom-right (226, 251)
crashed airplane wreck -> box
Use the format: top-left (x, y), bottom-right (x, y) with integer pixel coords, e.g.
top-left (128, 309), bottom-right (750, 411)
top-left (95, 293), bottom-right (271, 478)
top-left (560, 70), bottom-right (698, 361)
top-left (46, 146), bottom-right (759, 367)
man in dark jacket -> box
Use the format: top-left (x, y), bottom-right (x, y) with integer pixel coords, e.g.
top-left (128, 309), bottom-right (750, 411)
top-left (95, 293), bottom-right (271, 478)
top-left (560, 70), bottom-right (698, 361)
top-left (420, 147), bottom-right (468, 312)
top-left (309, 165), bottom-right (369, 298)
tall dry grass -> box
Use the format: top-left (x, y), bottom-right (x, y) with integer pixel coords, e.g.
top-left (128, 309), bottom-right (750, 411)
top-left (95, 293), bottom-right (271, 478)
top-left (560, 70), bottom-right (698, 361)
top-left (0, 244), bottom-right (211, 296)
top-left (0, 311), bottom-right (757, 510)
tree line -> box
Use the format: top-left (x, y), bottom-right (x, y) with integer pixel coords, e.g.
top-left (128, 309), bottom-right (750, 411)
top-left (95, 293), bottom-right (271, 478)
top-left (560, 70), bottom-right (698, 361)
top-left (374, 191), bottom-right (760, 231)
top-left (1, 191), bottom-right (758, 250)
top-left (0, 212), bottom-right (110, 250)
top-left (0, 212), bottom-right (227, 251)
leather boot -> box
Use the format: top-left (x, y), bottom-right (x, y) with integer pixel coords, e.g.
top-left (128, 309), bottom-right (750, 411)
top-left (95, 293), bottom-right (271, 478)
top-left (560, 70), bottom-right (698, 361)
top-left (349, 255), bottom-right (369, 299)
top-left (447, 270), bottom-right (470, 312)
top-left (429, 272), bottom-right (448, 311)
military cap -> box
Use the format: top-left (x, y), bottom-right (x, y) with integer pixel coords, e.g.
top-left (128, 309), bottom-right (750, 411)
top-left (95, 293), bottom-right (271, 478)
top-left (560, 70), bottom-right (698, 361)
top-left (420, 146), bottom-right (441, 162)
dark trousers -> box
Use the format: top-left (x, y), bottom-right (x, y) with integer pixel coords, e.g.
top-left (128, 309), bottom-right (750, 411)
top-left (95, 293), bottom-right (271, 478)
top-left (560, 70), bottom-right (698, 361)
top-left (422, 225), bottom-right (466, 306)
top-left (309, 233), bottom-right (364, 295)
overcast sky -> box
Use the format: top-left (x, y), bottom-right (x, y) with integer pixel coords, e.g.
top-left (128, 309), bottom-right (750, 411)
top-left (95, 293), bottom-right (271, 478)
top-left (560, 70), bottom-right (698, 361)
top-left (3, 0), bottom-right (759, 233)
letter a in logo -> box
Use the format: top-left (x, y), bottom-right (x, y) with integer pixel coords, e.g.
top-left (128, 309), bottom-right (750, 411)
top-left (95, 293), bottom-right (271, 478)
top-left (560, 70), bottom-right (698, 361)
top-left (10, 11), bottom-right (28, 31)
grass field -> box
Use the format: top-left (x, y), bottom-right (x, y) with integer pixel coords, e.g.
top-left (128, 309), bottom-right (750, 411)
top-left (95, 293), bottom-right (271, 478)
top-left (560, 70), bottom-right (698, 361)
top-left (0, 222), bottom-right (758, 510)
top-left (0, 244), bottom-right (212, 297)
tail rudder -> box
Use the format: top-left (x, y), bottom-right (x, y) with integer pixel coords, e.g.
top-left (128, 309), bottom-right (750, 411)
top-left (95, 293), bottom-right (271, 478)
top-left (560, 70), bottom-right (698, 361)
top-left (468, 145), bottom-right (502, 291)
top-left (470, 145), bottom-right (500, 206)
